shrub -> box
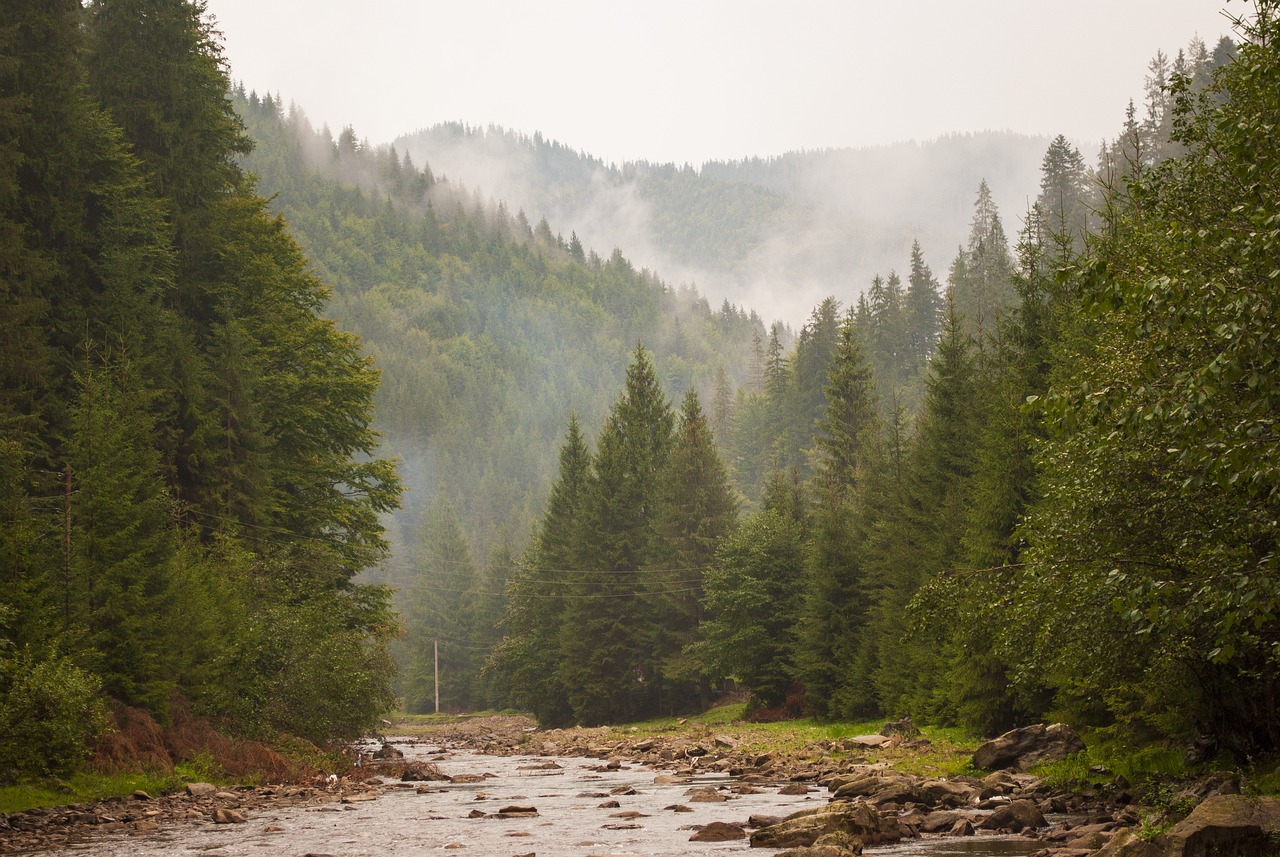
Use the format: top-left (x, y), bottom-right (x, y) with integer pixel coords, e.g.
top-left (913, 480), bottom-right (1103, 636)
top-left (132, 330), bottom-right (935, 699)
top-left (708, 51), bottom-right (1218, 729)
top-left (0, 650), bottom-right (108, 780)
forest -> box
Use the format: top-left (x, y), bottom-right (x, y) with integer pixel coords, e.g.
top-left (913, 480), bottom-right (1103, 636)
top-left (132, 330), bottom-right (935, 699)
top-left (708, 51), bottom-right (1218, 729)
top-left (2, 0), bottom-right (1278, 784)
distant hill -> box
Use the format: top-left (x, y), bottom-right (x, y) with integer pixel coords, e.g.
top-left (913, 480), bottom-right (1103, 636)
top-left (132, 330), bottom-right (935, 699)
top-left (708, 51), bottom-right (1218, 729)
top-left (234, 92), bottom-right (765, 568)
top-left (394, 125), bottom-right (1051, 325)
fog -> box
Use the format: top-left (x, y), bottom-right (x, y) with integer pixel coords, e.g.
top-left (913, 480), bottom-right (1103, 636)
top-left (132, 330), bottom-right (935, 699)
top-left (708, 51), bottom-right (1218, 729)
top-left (393, 125), bottom-right (1049, 326)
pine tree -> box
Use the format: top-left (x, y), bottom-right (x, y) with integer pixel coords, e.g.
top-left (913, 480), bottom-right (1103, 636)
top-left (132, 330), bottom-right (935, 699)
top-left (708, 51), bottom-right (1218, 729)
top-left (492, 415), bottom-right (589, 726)
top-left (403, 492), bottom-right (479, 713)
top-left (1036, 135), bottom-right (1092, 256)
top-left (65, 359), bottom-right (178, 713)
top-left (558, 346), bottom-right (674, 724)
top-left (794, 313), bottom-right (879, 719)
top-left (872, 301), bottom-right (982, 723)
top-left (651, 389), bottom-right (738, 710)
top-left (904, 240), bottom-right (944, 366)
top-left (949, 180), bottom-right (1015, 337)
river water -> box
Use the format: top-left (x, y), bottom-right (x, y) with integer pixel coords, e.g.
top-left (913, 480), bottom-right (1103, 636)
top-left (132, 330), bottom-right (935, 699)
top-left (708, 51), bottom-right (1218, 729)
top-left (73, 738), bottom-right (1046, 857)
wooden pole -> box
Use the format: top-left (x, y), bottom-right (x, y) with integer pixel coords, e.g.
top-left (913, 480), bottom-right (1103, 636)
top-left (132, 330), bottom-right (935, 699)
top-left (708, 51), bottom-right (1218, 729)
top-left (434, 639), bottom-right (440, 714)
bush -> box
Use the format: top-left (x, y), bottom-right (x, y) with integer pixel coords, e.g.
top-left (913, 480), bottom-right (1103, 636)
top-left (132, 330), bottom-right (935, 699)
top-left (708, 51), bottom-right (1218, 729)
top-left (0, 650), bottom-right (108, 780)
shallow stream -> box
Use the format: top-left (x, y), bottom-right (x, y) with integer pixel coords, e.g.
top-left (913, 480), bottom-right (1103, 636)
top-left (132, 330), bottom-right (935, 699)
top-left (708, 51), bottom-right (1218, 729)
top-left (75, 738), bottom-right (1045, 857)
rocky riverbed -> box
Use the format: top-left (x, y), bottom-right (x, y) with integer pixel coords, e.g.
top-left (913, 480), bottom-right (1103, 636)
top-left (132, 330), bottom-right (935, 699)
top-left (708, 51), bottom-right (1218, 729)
top-left (0, 715), bottom-right (1269, 857)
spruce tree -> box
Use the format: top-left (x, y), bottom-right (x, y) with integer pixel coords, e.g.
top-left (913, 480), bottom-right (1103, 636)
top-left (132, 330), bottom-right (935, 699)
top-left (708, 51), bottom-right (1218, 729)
top-left (949, 180), bottom-right (1015, 338)
top-left (794, 313), bottom-right (879, 719)
top-left (403, 493), bottom-right (479, 713)
top-left (492, 415), bottom-right (589, 726)
top-left (558, 345), bottom-right (674, 724)
top-left (905, 240), bottom-right (944, 366)
top-left (651, 389), bottom-right (737, 710)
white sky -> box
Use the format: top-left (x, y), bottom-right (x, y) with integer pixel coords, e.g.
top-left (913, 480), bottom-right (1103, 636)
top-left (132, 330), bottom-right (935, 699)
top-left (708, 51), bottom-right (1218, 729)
top-left (209, 0), bottom-right (1237, 167)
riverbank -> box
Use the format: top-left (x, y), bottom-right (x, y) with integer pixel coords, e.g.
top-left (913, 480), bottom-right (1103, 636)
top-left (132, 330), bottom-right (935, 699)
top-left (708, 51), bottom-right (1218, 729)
top-left (0, 709), bottom-right (1266, 856)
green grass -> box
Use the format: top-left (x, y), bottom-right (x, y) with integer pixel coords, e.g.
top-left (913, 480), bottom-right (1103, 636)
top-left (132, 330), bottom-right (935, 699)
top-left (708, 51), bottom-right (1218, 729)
top-left (0, 770), bottom-right (187, 815)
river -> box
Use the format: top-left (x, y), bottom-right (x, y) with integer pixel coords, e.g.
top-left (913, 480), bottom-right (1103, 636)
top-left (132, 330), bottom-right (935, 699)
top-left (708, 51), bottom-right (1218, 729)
top-left (72, 737), bottom-right (1045, 857)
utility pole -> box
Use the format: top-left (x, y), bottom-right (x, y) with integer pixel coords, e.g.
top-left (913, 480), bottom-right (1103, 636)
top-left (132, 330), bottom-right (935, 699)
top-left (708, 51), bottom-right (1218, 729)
top-left (434, 639), bottom-right (440, 714)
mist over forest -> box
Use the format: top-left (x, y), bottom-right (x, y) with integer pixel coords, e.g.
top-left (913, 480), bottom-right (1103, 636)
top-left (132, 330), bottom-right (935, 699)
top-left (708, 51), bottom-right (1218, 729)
top-left (393, 125), bottom-right (1049, 325)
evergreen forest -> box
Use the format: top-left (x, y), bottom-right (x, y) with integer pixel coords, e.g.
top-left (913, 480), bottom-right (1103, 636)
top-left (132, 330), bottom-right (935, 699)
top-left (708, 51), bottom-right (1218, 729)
top-left (3, 0), bottom-right (1280, 784)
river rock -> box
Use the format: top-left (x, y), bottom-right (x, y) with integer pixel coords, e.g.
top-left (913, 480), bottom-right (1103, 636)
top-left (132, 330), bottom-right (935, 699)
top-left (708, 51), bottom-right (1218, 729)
top-left (978, 798), bottom-right (1046, 832)
top-left (778, 830), bottom-right (865, 856)
top-left (690, 821), bottom-right (747, 841)
top-left (185, 782), bottom-right (218, 797)
top-left (212, 808), bottom-right (246, 824)
top-left (401, 765), bottom-right (447, 782)
top-left (371, 742), bottom-right (403, 760)
top-left (880, 716), bottom-right (921, 739)
top-left (973, 723), bottom-right (1085, 772)
top-left (750, 801), bottom-right (891, 849)
top-left (1157, 794), bottom-right (1280, 857)
top-left (688, 786), bottom-right (728, 802)
top-left (979, 770), bottom-right (1018, 796)
top-left (919, 811), bottom-right (966, 833)
top-left (1173, 773), bottom-right (1242, 807)
top-left (919, 778), bottom-right (977, 807)
top-left (831, 772), bottom-right (916, 800)
top-left (776, 847), bottom-right (856, 857)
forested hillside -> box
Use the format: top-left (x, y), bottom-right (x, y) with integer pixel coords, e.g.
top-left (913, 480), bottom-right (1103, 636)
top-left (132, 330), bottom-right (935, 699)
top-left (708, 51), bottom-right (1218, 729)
top-left (483, 16), bottom-right (1278, 766)
top-left (231, 92), bottom-right (772, 710)
top-left (1, 0), bottom-right (400, 778)
top-left (392, 124), bottom-right (1048, 322)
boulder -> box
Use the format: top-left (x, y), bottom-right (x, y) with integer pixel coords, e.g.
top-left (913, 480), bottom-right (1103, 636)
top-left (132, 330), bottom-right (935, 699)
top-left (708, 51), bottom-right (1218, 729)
top-left (1158, 794), bottom-right (1280, 857)
top-left (400, 766), bottom-right (447, 782)
top-left (918, 779), bottom-right (978, 807)
top-left (371, 742), bottom-right (403, 760)
top-left (973, 723), bottom-right (1085, 772)
top-left (1093, 829), bottom-right (1163, 857)
top-left (185, 782), bottom-right (217, 798)
top-left (919, 811), bottom-right (965, 833)
top-left (778, 831), bottom-right (864, 857)
top-left (211, 808), bottom-right (246, 824)
top-left (831, 772), bottom-right (917, 800)
top-left (690, 821), bottom-right (746, 842)
top-left (880, 716), bottom-right (921, 739)
top-left (978, 798), bottom-right (1047, 832)
top-left (750, 802), bottom-right (892, 849)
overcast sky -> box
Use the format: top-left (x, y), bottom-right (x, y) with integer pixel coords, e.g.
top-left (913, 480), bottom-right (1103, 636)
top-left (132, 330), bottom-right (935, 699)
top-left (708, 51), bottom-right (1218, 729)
top-left (210, 0), bottom-right (1235, 166)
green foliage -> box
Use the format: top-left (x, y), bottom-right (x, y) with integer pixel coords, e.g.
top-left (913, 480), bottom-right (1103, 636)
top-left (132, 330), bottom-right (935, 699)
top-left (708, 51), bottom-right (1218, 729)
top-left (401, 493), bottom-right (485, 714)
top-left (1013, 2), bottom-right (1280, 756)
top-left (0, 0), bottom-right (402, 777)
top-left (211, 578), bottom-right (398, 743)
top-left (696, 508), bottom-right (806, 707)
top-left (0, 647), bottom-right (108, 780)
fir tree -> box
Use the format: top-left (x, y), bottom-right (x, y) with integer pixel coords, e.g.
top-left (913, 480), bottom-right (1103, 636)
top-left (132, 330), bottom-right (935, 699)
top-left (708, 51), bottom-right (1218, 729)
top-left (651, 389), bottom-right (738, 710)
top-left (559, 346), bottom-right (674, 724)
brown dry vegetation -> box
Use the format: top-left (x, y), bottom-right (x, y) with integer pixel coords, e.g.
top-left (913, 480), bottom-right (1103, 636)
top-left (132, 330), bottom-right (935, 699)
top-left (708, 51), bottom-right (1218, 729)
top-left (89, 699), bottom-right (310, 783)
